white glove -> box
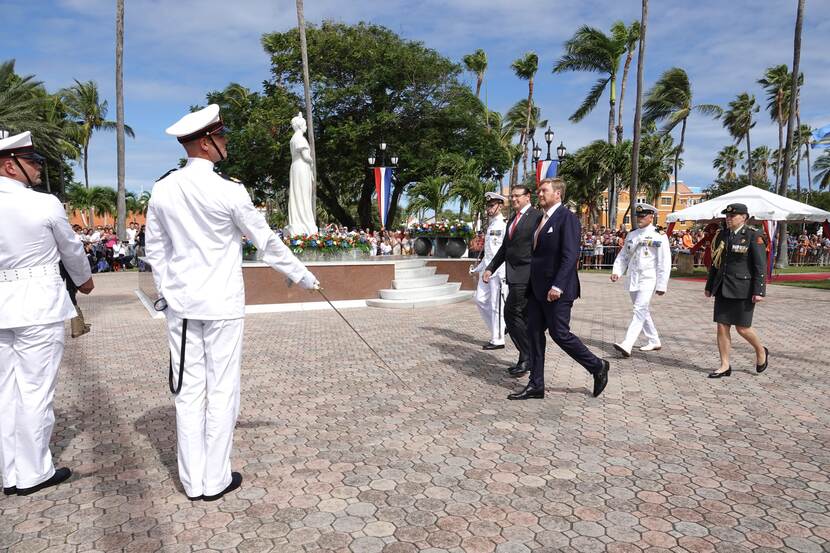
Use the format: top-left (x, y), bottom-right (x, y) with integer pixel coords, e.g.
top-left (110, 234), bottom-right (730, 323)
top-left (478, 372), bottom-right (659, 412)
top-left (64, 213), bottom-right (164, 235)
top-left (299, 272), bottom-right (320, 290)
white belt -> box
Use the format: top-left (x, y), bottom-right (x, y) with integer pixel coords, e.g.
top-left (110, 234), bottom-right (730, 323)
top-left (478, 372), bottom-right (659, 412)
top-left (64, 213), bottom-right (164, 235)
top-left (0, 263), bottom-right (61, 282)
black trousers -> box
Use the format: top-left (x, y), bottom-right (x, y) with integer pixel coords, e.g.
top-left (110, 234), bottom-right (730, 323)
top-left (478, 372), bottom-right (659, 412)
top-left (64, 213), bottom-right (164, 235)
top-left (527, 294), bottom-right (602, 389)
top-left (504, 283), bottom-right (531, 364)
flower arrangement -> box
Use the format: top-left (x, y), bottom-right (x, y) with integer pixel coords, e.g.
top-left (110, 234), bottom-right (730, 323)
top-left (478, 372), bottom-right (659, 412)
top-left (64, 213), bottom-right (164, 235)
top-left (409, 220), bottom-right (474, 239)
top-left (282, 233), bottom-right (373, 255)
top-left (242, 239), bottom-right (257, 256)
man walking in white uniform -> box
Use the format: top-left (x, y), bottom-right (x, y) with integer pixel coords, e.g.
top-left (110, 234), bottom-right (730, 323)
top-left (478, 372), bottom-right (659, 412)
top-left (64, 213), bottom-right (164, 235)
top-left (145, 105), bottom-right (319, 501)
top-left (610, 203), bottom-right (671, 357)
top-left (0, 132), bottom-right (94, 496)
top-left (472, 192), bottom-right (507, 350)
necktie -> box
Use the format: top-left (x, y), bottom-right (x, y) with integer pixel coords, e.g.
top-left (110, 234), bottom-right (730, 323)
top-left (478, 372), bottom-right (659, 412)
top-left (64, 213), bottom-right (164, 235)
top-left (533, 214), bottom-right (549, 250)
top-left (509, 211), bottom-right (522, 238)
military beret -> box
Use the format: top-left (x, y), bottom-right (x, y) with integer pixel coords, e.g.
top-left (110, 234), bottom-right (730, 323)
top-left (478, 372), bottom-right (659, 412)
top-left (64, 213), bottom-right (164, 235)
top-left (722, 203), bottom-right (749, 216)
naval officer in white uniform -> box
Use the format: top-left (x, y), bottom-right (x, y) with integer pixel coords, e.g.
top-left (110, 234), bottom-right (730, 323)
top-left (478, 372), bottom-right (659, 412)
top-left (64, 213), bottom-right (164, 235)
top-left (145, 105), bottom-right (319, 501)
top-left (0, 132), bottom-right (94, 496)
top-left (472, 192), bottom-right (507, 349)
top-left (610, 203), bottom-right (671, 357)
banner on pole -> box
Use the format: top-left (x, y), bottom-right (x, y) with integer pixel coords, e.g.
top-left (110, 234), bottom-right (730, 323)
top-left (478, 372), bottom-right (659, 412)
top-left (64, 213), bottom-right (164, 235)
top-left (535, 159), bottom-right (559, 184)
top-left (374, 167), bottom-right (393, 227)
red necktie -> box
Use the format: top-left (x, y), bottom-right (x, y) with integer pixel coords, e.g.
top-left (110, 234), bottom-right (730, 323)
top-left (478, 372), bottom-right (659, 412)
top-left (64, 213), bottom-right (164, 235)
top-left (509, 211), bottom-right (522, 238)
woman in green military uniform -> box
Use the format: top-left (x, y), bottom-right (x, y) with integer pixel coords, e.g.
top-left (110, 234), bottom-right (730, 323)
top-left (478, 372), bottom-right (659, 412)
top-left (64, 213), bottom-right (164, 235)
top-left (704, 203), bottom-right (769, 378)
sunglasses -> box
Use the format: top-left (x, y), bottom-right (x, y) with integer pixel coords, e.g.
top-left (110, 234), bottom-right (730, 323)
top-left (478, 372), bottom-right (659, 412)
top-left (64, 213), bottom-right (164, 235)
top-left (12, 153), bottom-right (46, 168)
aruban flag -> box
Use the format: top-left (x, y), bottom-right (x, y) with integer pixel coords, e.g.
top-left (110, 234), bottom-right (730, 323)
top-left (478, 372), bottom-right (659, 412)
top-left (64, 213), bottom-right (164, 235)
top-left (374, 167), bottom-right (393, 227)
top-left (535, 159), bottom-right (559, 184)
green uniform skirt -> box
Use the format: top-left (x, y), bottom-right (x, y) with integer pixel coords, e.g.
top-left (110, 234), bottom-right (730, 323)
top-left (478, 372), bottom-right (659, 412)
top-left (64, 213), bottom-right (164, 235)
top-left (713, 295), bottom-right (755, 327)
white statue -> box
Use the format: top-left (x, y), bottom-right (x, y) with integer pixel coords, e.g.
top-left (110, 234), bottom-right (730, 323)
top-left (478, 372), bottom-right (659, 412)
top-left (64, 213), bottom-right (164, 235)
top-left (286, 112), bottom-right (318, 236)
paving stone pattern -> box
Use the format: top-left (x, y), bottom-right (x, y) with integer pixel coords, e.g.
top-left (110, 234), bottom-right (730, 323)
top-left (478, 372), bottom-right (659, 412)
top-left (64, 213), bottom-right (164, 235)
top-left (1, 272), bottom-right (829, 552)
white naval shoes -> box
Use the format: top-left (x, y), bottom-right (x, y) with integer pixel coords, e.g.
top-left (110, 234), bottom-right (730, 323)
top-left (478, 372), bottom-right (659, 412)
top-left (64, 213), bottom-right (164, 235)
top-left (613, 343), bottom-right (632, 358)
top-left (640, 343), bottom-right (662, 352)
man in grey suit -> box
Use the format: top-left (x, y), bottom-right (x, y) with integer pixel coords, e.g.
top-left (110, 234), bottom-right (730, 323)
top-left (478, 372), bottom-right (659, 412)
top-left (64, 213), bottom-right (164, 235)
top-left (483, 184), bottom-right (543, 376)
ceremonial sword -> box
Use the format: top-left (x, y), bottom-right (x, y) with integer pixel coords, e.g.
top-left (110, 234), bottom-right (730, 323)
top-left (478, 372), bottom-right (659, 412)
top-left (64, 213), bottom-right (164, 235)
top-left (313, 287), bottom-right (414, 394)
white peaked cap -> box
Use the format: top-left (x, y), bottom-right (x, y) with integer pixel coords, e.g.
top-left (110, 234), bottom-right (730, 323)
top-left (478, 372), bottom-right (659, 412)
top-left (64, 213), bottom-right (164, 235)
top-left (485, 191), bottom-right (506, 202)
top-left (165, 104), bottom-right (223, 143)
top-left (0, 131), bottom-right (35, 155)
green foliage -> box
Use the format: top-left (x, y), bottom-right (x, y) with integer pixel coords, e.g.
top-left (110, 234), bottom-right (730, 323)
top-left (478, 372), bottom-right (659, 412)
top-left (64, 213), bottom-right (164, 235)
top-left (814, 152), bottom-right (830, 191)
top-left (713, 145), bottom-right (744, 180)
top-left (259, 21), bottom-right (509, 229)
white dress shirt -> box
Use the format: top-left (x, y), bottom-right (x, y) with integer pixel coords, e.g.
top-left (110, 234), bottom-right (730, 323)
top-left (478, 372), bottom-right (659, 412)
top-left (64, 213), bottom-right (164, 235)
top-left (0, 176), bottom-right (91, 328)
top-left (145, 158), bottom-right (313, 320)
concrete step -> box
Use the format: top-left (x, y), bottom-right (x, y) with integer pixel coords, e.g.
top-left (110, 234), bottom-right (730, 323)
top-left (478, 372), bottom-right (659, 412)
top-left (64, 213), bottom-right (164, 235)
top-left (392, 274), bottom-right (449, 289)
top-left (379, 282), bottom-right (461, 301)
top-left (391, 259), bottom-right (428, 269)
top-left (395, 266), bottom-right (437, 280)
top-left (367, 290), bottom-right (474, 309)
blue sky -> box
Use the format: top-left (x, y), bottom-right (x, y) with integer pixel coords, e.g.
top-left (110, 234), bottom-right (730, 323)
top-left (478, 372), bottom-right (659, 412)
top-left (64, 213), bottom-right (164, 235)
top-left (5, 0), bottom-right (830, 196)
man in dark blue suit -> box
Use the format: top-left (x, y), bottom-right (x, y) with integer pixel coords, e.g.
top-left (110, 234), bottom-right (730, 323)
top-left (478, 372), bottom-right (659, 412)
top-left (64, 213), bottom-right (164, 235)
top-left (508, 178), bottom-right (610, 400)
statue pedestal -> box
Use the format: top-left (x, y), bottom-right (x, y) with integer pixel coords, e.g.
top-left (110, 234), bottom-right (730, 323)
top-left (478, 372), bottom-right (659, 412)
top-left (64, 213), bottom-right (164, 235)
top-left (676, 251), bottom-right (694, 274)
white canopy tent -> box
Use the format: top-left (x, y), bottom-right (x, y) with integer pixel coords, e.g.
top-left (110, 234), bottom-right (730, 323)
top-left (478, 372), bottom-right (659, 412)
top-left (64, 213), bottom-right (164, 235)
top-left (666, 185), bottom-right (830, 224)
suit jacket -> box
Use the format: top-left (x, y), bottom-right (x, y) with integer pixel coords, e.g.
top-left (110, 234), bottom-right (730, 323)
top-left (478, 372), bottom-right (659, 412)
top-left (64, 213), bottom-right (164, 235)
top-left (486, 206), bottom-right (543, 285)
top-left (529, 205), bottom-right (581, 302)
top-left (705, 225), bottom-right (767, 299)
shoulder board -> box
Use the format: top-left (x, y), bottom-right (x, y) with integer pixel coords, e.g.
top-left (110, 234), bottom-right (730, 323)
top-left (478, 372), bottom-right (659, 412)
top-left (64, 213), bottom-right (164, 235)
top-left (215, 171), bottom-right (242, 184)
top-left (156, 168), bottom-right (178, 182)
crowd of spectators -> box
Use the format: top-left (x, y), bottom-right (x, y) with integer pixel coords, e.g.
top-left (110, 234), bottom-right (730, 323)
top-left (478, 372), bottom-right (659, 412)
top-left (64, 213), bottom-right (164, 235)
top-left (74, 222), bottom-right (144, 273)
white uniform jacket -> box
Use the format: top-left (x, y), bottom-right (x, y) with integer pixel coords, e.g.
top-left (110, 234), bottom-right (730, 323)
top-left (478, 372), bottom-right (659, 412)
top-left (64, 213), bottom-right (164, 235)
top-left (145, 158), bottom-right (312, 320)
top-left (0, 177), bottom-right (91, 329)
top-left (612, 224), bottom-right (671, 292)
top-left (473, 215), bottom-right (506, 278)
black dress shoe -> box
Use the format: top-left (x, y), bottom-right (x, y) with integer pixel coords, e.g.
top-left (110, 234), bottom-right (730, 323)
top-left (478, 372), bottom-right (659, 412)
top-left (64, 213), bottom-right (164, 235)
top-left (187, 494), bottom-right (203, 501)
top-left (507, 385), bottom-right (544, 400)
top-left (756, 347), bottom-right (769, 373)
top-left (708, 365), bottom-right (732, 378)
top-left (203, 472), bottom-right (242, 502)
top-left (17, 467), bottom-right (71, 496)
top-left (508, 363), bottom-right (529, 377)
top-left (593, 360), bottom-right (610, 398)
top-left (3, 486), bottom-right (17, 495)
top-left (483, 343), bottom-right (505, 350)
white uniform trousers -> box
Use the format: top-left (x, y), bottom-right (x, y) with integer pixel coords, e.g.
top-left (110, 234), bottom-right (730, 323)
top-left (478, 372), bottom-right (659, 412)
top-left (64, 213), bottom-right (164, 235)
top-left (620, 285), bottom-right (660, 349)
top-left (473, 273), bottom-right (506, 345)
top-left (166, 314), bottom-right (244, 497)
top-left (0, 322), bottom-right (65, 489)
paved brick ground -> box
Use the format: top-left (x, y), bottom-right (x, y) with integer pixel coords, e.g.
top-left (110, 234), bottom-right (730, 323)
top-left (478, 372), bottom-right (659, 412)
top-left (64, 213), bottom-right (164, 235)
top-left (1, 272), bottom-right (829, 553)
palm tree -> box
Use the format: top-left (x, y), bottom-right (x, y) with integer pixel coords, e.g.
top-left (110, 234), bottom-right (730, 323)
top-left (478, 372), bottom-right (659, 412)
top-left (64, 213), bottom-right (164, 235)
top-left (813, 152), bottom-right (830, 191)
top-left (65, 183), bottom-right (93, 227)
top-left (749, 146), bottom-right (773, 183)
top-left (463, 49), bottom-right (488, 99)
top-left (115, 0), bottom-right (126, 240)
top-left (511, 52), bottom-right (539, 181)
top-left (137, 190), bottom-right (152, 215)
top-left (296, 0), bottom-right (317, 209)
top-left (614, 21), bottom-right (641, 143)
top-left (90, 186), bottom-right (117, 225)
top-left (758, 65), bottom-right (803, 190)
top-left (628, 1), bottom-right (648, 221)
top-left (722, 92), bottom-right (759, 185)
top-left (407, 176), bottom-right (449, 221)
top-left (713, 145), bottom-right (744, 180)
top-left (505, 99), bottom-right (547, 188)
top-left (796, 124), bottom-right (814, 198)
top-left (60, 80), bottom-right (135, 189)
top-left (643, 67), bottom-right (722, 211)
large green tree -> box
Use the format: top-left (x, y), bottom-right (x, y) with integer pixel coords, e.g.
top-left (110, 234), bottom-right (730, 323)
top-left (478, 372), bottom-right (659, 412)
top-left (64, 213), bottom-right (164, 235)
top-left (643, 67), bottom-right (721, 211)
top-left (462, 49), bottom-right (488, 99)
top-left (60, 79), bottom-right (135, 189)
top-left (722, 92), bottom-right (759, 186)
top-left (261, 22), bottom-right (508, 229)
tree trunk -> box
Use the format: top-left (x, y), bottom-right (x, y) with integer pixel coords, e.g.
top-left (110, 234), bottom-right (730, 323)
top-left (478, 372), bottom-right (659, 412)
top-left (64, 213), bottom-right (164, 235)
top-left (319, 175), bottom-right (356, 229)
top-left (672, 117), bottom-right (687, 212)
top-left (774, 95), bottom-right (784, 191)
top-left (296, 0), bottom-right (317, 217)
top-left (775, 0), bottom-right (804, 268)
top-left (475, 75), bottom-right (482, 99)
top-left (806, 139), bottom-right (812, 200)
top-left (795, 101), bottom-right (802, 201)
top-left (521, 79), bottom-right (534, 182)
top-left (617, 49), bottom-right (635, 144)
top-left (115, 0), bottom-right (127, 241)
top-left (629, 0), bottom-right (648, 226)
top-left (607, 73), bottom-right (618, 228)
top-left (745, 130), bottom-right (753, 187)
